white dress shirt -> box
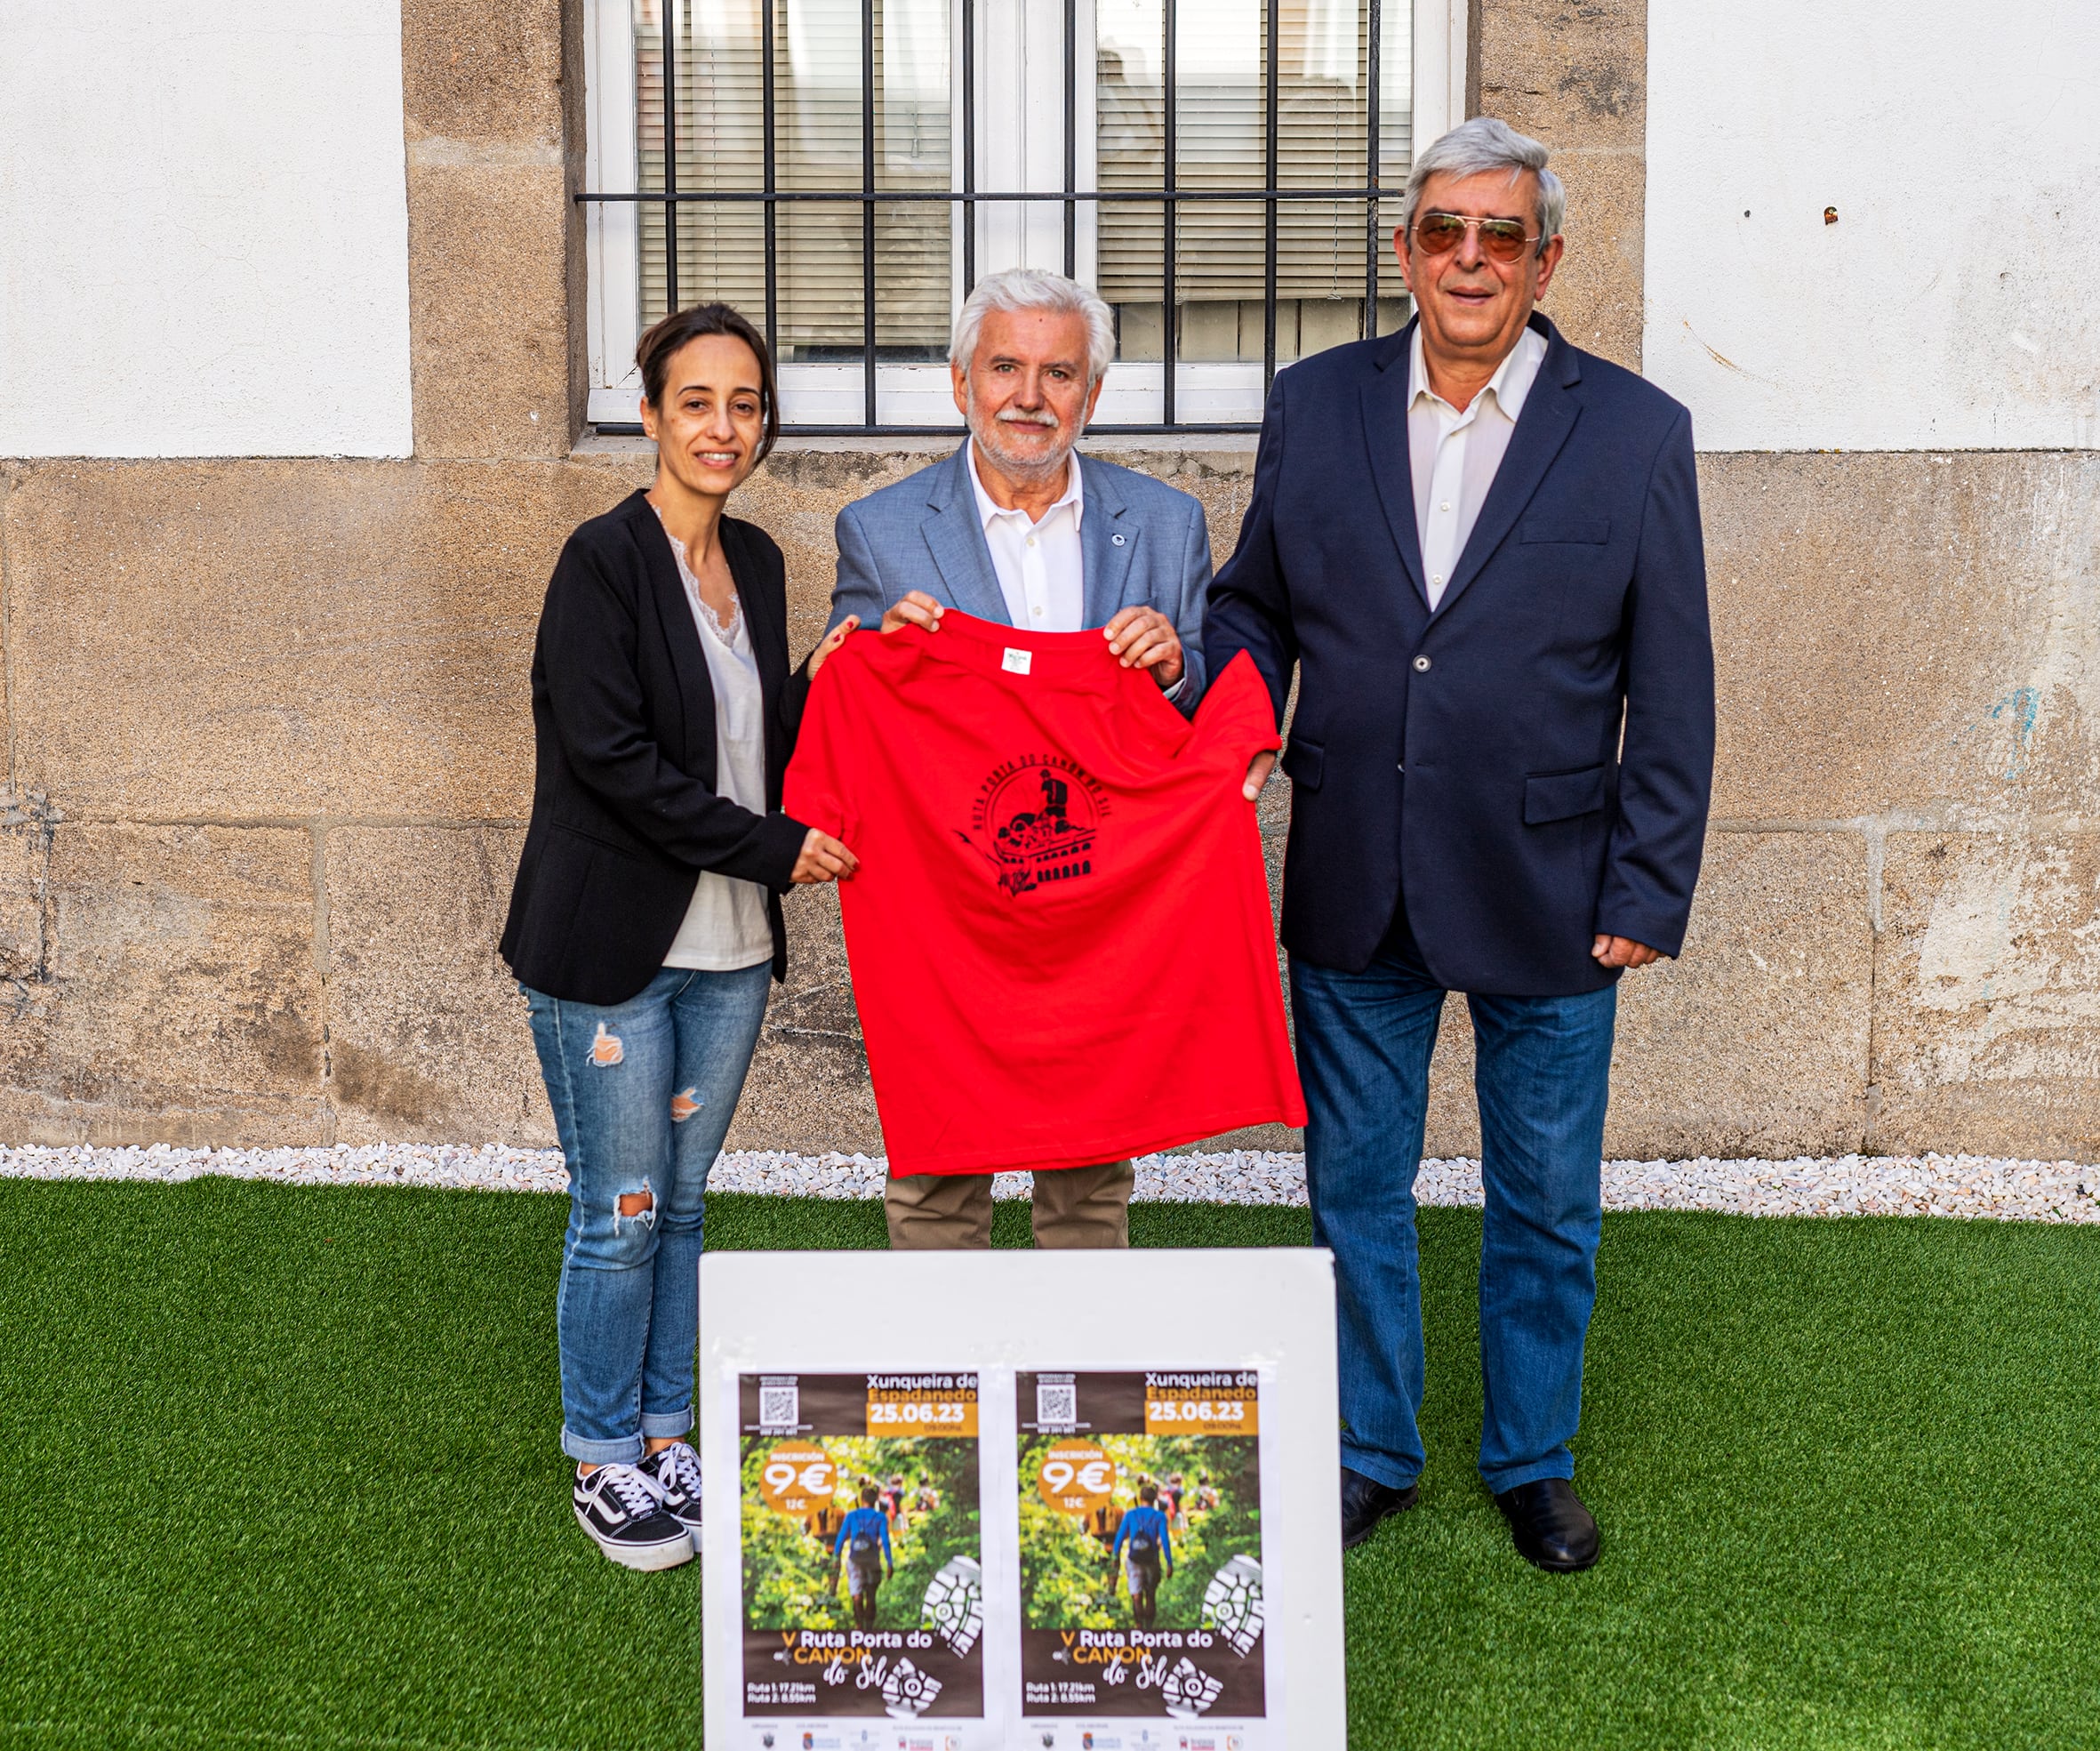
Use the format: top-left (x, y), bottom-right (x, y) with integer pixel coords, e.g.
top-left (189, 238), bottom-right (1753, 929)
top-left (968, 440), bottom-right (1086, 631)
top-left (1407, 322), bottom-right (1547, 610)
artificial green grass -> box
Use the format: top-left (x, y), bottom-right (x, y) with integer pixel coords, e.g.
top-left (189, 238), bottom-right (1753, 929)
top-left (1, 1180), bottom-right (2095, 1749)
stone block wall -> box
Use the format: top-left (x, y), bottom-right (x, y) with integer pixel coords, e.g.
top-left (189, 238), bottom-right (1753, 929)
top-left (0, 0), bottom-right (2091, 1159)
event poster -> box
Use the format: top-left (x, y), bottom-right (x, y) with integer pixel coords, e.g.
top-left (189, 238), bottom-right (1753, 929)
top-left (1015, 1370), bottom-right (1267, 1746)
top-left (738, 1372), bottom-right (986, 1732)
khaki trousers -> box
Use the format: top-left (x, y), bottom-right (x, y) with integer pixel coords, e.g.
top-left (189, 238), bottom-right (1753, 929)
top-left (885, 1161), bottom-right (1134, 1250)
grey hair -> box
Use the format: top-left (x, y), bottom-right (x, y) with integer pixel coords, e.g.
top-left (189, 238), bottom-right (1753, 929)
top-left (1399, 116), bottom-right (1566, 250)
top-left (950, 269), bottom-right (1118, 389)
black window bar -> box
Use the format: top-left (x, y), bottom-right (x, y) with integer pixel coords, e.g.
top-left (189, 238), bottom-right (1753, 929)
top-left (586, 0), bottom-right (1398, 438)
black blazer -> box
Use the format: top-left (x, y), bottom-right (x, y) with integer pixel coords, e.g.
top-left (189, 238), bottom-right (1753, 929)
top-left (501, 490), bottom-right (812, 1004)
top-left (1206, 315), bottom-right (1715, 995)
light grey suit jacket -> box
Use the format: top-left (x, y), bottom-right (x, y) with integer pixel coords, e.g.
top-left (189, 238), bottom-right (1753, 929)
top-left (828, 443), bottom-right (1214, 706)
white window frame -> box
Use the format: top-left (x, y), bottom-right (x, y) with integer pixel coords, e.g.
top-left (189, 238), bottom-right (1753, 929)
top-left (581, 0), bottom-right (1464, 430)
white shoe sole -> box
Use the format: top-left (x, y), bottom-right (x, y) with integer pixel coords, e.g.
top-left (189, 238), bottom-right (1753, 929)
top-left (574, 1506), bottom-right (695, 1571)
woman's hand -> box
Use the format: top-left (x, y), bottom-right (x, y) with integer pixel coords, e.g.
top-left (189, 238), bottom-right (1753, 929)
top-left (791, 826), bottom-right (860, 884)
top-left (806, 615), bottom-right (860, 678)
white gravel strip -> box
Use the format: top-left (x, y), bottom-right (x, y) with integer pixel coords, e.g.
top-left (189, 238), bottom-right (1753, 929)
top-left (2, 1144), bottom-right (2096, 1223)
top-left (0, 1143), bottom-right (573, 1193)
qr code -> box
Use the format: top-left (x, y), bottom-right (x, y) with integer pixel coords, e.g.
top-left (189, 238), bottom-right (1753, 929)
top-left (759, 1385), bottom-right (798, 1431)
top-left (1036, 1382), bottom-right (1077, 1428)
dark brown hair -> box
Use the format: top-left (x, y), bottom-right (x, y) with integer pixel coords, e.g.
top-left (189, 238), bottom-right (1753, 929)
top-left (635, 303), bottom-right (781, 463)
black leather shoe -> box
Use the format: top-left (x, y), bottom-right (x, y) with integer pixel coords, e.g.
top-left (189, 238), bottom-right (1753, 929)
top-left (1494, 1477), bottom-right (1599, 1571)
top-left (1341, 1466), bottom-right (1419, 1549)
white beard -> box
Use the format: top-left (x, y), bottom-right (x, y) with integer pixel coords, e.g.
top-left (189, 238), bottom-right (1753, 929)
top-left (965, 395), bottom-right (1077, 490)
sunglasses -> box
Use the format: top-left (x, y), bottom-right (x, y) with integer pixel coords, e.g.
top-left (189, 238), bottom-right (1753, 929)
top-left (1411, 212), bottom-right (1541, 263)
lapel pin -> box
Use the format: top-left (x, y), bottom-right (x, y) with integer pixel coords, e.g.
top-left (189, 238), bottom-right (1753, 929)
top-left (1111, 533), bottom-right (1126, 546)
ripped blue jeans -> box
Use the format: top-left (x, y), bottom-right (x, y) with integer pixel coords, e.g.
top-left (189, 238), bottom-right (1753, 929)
top-left (523, 964), bottom-right (773, 1465)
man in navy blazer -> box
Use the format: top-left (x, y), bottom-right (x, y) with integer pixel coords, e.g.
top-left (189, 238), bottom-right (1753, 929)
top-left (1207, 119), bottom-right (1715, 1571)
top-left (823, 268), bottom-right (1214, 1253)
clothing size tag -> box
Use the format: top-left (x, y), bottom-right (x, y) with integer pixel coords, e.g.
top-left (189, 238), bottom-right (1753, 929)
top-left (1002, 647), bottom-right (1033, 675)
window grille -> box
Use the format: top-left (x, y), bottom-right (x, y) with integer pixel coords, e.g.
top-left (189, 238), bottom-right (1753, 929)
top-left (580, 0), bottom-right (1431, 436)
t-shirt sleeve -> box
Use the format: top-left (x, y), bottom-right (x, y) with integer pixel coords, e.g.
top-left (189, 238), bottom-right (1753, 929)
top-left (782, 639), bottom-right (863, 846)
top-left (1191, 648), bottom-right (1286, 766)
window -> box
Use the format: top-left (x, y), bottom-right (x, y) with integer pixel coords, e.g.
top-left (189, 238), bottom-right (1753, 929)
top-left (581, 0), bottom-right (1466, 432)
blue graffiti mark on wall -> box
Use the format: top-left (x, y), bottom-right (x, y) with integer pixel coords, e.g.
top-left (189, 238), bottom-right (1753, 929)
top-left (1987, 687), bottom-right (2041, 781)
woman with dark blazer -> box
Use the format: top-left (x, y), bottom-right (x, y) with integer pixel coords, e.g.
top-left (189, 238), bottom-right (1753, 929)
top-left (501, 304), bottom-right (861, 1571)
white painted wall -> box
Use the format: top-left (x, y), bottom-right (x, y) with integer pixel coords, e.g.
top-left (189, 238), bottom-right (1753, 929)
top-left (1645, 0), bottom-right (2100, 451)
top-left (0, 1), bottom-right (413, 458)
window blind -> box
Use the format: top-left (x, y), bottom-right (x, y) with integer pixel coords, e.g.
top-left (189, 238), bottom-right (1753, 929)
top-left (1097, 0), bottom-right (1411, 361)
top-left (635, 0), bottom-right (951, 359)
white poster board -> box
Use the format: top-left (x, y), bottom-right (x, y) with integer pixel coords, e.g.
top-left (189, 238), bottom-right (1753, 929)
top-left (701, 1249), bottom-right (1345, 1750)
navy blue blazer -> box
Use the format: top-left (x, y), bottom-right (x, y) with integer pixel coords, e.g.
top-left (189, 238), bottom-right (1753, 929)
top-left (1206, 315), bottom-right (1715, 995)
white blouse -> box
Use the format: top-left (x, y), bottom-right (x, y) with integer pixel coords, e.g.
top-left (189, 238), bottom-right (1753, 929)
top-left (655, 514), bottom-right (775, 972)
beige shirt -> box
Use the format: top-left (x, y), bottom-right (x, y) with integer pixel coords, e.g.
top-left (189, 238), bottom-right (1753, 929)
top-left (1407, 323), bottom-right (1548, 610)
top-left (655, 513), bottom-right (774, 972)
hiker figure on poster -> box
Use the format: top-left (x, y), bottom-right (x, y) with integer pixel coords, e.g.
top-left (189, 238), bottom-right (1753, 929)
top-left (1109, 1482), bottom-right (1174, 1628)
top-left (832, 1484), bottom-right (894, 1631)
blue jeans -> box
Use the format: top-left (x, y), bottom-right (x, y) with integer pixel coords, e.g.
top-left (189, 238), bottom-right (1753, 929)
top-left (1289, 919), bottom-right (1616, 1496)
top-left (524, 964), bottom-right (772, 1466)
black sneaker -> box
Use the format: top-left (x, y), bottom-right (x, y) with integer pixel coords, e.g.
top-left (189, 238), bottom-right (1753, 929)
top-left (638, 1441), bottom-right (703, 1538)
top-left (573, 1463), bottom-right (693, 1571)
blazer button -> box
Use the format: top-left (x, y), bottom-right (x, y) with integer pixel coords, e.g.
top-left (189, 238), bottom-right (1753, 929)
top-left (1413, 655), bottom-right (1431, 672)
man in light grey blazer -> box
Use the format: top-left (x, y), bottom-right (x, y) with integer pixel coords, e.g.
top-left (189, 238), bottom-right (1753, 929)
top-left (823, 267), bottom-right (1214, 1253)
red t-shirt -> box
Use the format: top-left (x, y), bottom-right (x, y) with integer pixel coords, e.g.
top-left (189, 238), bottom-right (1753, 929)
top-left (784, 612), bottom-right (1306, 1177)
